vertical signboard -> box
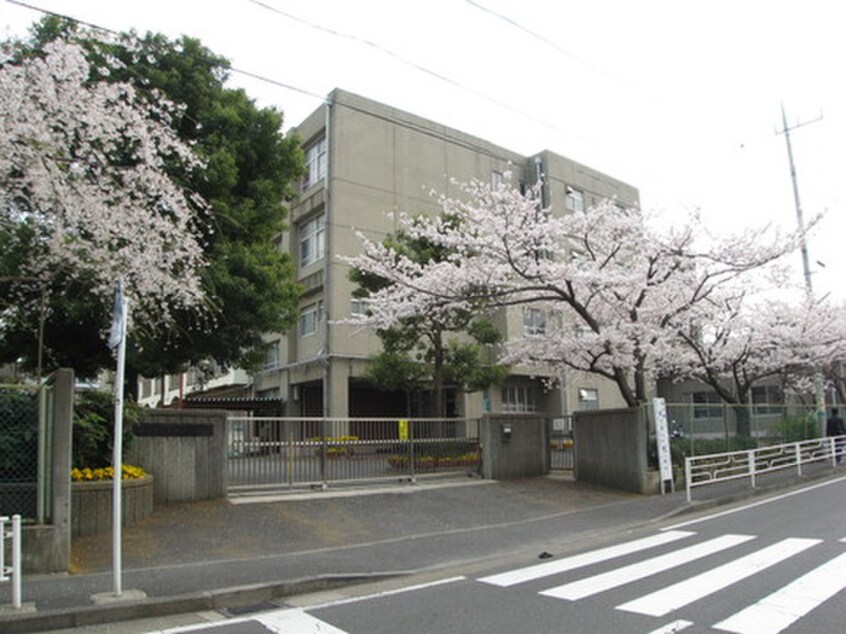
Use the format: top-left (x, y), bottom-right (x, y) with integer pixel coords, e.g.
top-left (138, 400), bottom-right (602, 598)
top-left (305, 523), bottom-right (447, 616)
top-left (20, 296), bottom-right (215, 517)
top-left (652, 397), bottom-right (674, 494)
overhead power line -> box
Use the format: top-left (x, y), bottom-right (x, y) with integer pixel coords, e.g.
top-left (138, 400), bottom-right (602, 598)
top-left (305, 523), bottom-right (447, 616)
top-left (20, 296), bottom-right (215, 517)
top-left (246, 0), bottom-right (561, 132)
top-left (464, 0), bottom-right (631, 90)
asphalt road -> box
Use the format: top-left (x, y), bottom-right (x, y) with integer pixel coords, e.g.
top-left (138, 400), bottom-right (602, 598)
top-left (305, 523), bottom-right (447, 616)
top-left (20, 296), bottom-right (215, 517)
top-left (147, 474), bottom-right (846, 634)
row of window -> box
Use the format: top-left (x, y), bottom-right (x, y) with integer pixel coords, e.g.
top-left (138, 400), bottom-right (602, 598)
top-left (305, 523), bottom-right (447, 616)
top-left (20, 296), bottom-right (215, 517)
top-left (288, 299), bottom-right (546, 343)
top-left (491, 169), bottom-right (585, 212)
top-left (691, 385), bottom-right (783, 419)
top-left (501, 385), bottom-right (598, 413)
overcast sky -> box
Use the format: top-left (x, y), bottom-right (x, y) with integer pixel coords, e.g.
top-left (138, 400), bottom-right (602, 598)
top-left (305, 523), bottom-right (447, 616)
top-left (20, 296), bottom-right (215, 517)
top-left (4, 0), bottom-right (844, 300)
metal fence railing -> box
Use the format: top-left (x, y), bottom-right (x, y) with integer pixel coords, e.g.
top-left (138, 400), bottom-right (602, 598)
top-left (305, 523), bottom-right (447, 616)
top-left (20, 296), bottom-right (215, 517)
top-left (0, 514), bottom-right (22, 609)
top-left (684, 435), bottom-right (845, 502)
top-left (226, 417), bottom-right (481, 492)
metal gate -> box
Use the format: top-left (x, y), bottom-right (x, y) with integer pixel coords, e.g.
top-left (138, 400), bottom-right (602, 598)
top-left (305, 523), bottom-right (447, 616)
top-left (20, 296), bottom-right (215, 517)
top-left (226, 417), bottom-right (481, 492)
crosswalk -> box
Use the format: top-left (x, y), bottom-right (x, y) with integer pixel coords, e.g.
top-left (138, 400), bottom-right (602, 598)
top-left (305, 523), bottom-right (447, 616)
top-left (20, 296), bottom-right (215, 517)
top-left (479, 530), bottom-right (846, 633)
top-left (158, 530), bottom-right (846, 634)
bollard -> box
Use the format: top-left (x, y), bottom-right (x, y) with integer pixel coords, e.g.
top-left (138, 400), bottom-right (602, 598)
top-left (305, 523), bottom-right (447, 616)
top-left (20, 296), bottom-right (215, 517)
top-left (12, 514), bottom-right (21, 609)
top-left (1, 514), bottom-right (22, 609)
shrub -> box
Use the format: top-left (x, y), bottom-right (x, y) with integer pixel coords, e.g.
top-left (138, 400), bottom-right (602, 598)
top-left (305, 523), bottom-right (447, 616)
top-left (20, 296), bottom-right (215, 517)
top-left (73, 389), bottom-right (139, 469)
top-left (769, 414), bottom-right (819, 443)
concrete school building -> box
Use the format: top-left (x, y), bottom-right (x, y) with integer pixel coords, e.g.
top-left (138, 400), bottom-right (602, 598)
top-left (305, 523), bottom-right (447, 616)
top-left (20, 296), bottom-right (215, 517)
top-left (139, 88), bottom-right (640, 420)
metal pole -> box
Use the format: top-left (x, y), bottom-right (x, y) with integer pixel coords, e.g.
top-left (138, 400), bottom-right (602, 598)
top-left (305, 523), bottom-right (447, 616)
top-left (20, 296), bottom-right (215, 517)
top-left (12, 514), bottom-right (21, 609)
top-left (749, 449), bottom-right (757, 489)
top-left (685, 458), bottom-right (692, 504)
top-left (112, 287), bottom-right (129, 597)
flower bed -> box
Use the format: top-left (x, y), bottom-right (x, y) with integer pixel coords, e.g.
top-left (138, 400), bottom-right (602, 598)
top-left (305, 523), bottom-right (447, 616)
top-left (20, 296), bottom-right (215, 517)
top-left (71, 466), bottom-right (153, 537)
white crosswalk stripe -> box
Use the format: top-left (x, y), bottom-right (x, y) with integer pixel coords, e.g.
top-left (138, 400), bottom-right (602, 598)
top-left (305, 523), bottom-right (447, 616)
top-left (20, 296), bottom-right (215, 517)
top-left (616, 537), bottom-right (820, 617)
top-left (158, 534), bottom-right (846, 634)
top-left (478, 532), bottom-right (846, 634)
top-left (478, 530), bottom-right (695, 587)
top-left (540, 534), bottom-right (754, 601)
top-left (712, 550), bottom-right (846, 634)
top-left (254, 608), bottom-right (349, 633)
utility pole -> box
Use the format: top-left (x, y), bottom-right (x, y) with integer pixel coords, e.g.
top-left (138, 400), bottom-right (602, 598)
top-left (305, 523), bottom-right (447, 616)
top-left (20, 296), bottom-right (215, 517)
top-left (776, 104), bottom-right (822, 295)
top-left (776, 104), bottom-right (825, 428)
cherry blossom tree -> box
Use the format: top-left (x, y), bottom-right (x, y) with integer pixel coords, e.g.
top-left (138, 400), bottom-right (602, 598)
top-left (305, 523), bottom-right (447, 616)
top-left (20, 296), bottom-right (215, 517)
top-left (349, 222), bottom-right (508, 417)
top-left (344, 176), bottom-right (807, 408)
top-left (672, 292), bottom-right (846, 435)
top-left (0, 38), bottom-right (207, 345)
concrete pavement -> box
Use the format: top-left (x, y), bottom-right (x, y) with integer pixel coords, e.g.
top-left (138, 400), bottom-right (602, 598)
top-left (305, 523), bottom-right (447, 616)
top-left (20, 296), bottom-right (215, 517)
top-left (0, 468), bottom-right (839, 633)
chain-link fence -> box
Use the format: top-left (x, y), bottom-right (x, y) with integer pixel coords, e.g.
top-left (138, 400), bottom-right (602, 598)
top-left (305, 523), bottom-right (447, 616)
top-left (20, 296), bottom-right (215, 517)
top-left (646, 401), bottom-right (822, 470)
top-left (0, 385), bottom-right (43, 520)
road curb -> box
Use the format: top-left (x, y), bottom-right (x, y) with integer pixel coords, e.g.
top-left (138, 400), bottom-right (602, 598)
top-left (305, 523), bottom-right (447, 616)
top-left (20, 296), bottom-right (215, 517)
top-left (0, 573), bottom-right (406, 634)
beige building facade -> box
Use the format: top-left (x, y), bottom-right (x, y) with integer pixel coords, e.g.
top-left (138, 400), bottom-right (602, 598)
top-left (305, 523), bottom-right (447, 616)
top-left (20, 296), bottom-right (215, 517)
top-left (141, 89), bottom-right (640, 419)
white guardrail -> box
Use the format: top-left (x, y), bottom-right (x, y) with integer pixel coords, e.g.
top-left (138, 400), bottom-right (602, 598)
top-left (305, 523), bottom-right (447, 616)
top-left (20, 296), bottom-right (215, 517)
top-left (1, 514), bottom-right (22, 609)
top-left (685, 435), bottom-right (846, 503)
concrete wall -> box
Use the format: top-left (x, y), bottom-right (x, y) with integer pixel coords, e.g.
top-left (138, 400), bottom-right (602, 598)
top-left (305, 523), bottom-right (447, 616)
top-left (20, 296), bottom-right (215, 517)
top-left (573, 407), bottom-right (651, 494)
top-left (21, 368), bottom-right (73, 574)
top-left (71, 476), bottom-right (154, 537)
top-left (481, 415), bottom-right (551, 480)
top-left (131, 409), bottom-right (229, 504)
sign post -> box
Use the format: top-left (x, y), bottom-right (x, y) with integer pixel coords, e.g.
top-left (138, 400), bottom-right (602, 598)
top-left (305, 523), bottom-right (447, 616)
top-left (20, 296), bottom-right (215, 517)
top-left (652, 397), bottom-right (674, 494)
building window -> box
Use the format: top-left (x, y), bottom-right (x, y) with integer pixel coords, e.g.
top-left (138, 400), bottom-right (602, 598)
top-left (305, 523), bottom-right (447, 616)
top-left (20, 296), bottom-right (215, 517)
top-left (264, 341), bottom-right (280, 370)
top-left (303, 137), bottom-right (327, 189)
top-left (492, 170), bottom-right (504, 190)
top-left (752, 385), bottom-right (782, 415)
top-left (299, 214), bottom-right (325, 267)
top-left (565, 186), bottom-right (584, 212)
top-left (299, 301), bottom-right (322, 336)
top-left (502, 385), bottom-right (538, 413)
top-left (350, 298), bottom-right (371, 317)
top-left (523, 308), bottom-right (546, 336)
top-left (578, 388), bottom-right (599, 411)
top-left (692, 391), bottom-right (722, 419)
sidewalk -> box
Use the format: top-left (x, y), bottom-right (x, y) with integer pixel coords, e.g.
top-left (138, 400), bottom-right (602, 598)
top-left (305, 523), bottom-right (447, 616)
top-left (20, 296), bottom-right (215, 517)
top-left (0, 469), bottom-right (838, 633)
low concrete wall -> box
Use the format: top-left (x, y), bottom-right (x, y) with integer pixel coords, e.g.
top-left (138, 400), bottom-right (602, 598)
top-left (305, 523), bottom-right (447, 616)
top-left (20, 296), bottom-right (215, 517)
top-left (573, 407), bottom-right (651, 493)
top-left (130, 409), bottom-right (228, 504)
top-left (71, 476), bottom-right (154, 537)
top-left (481, 415), bottom-right (551, 480)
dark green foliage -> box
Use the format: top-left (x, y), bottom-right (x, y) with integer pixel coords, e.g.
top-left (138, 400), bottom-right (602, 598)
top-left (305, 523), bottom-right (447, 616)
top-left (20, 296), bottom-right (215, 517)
top-left (72, 390), bottom-right (139, 469)
top-left (666, 435), bottom-right (760, 468)
top-left (771, 413), bottom-right (820, 443)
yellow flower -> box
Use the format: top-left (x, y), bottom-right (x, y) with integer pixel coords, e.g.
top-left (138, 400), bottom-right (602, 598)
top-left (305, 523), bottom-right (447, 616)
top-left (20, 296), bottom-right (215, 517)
top-left (71, 464), bottom-right (148, 481)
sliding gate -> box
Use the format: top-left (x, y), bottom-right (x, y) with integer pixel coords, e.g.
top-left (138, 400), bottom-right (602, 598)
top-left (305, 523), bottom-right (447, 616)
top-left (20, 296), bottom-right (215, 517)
top-left (226, 417), bottom-right (481, 492)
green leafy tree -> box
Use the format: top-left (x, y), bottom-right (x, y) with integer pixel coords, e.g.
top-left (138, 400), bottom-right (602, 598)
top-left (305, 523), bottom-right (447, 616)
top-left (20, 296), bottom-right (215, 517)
top-left (73, 390), bottom-right (140, 469)
top-left (1, 19), bottom-right (303, 382)
top-left (350, 221), bottom-right (508, 417)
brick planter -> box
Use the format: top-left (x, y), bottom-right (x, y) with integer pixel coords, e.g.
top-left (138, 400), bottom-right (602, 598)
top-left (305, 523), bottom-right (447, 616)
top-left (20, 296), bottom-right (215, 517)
top-left (71, 476), bottom-right (154, 537)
